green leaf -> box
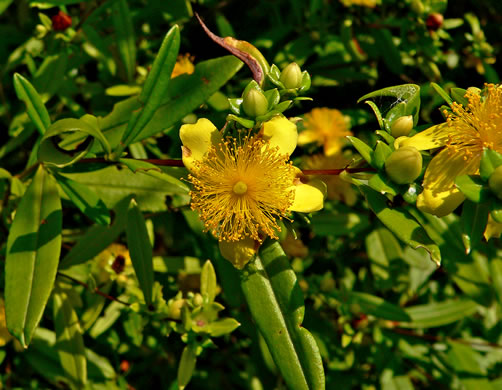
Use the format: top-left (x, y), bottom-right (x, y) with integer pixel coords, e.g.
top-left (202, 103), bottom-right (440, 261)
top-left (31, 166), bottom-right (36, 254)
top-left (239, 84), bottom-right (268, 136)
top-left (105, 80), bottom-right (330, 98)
top-left (60, 165), bottom-right (185, 213)
top-left (363, 100), bottom-right (384, 130)
top-left (461, 200), bottom-right (490, 254)
top-left (55, 174), bottom-right (110, 225)
top-left (118, 25), bottom-right (180, 153)
top-left (61, 56), bottom-right (243, 151)
top-left (366, 227), bottom-right (402, 285)
top-left (358, 84), bottom-right (420, 126)
top-left (206, 318), bottom-right (240, 337)
top-left (400, 300), bottom-right (478, 328)
top-left (226, 114), bottom-right (255, 128)
top-left (373, 29), bottom-right (403, 75)
top-left (120, 158), bottom-right (188, 194)
top-left (33, 53), bottom-right (68, 99)
top-left (38, 117), bottom-right (111, 168)
top-left (5, 166), bottom-right (62, 347)
top-left (447, 341), bottom-right (491, 390)
top-left (200, 260), bottom-right (217, 304)
top-left (0, 0), bottom-right (14, 14)
top-left (347, 136), bottom-right (373, 165)
top-left (177, 345), bottom-right (197, 390)
top-left (361, 186), bottom-right (441, 266)
top-left (336, 291), bottom-right (411, 322)
top-left (60, 195), bottom-right (131, 269)
top-left (111, 0), bottom-right (136, 83)
top-left (431, 82), bottom-right (454, 105)
top-left (52, 287), bottom-right (87, 388)
top-left (241, 240), bottom-right (325, 390)
top-left (311, 210), bottom-right (370, 237)
top-left (455, 174), bottom-right (490, 202)
top-left (480, 148), bottom-right (502, 181)
top-left (126, 199), bottom-right (154, 305)
top-left (13, 73), bottom-right (51, 135)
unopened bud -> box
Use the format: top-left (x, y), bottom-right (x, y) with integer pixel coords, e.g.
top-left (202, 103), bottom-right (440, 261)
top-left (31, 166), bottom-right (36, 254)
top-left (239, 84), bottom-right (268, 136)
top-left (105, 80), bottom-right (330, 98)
top-left (385, 146), bottom-right (422, 184)
top-left (489, 166), bottom-right (502, 200)
top-left (168, 299), bottom-right (185, 320)
top-left (426, 13), bottom-right (443, 31)
top-left (390, 115), bottom-right (414, 138)
top-left (280, 62), bottom-right (303, 89)
top-left (193, 293), bottom-right (203, 307)
top-left (52, 10), bottom-right (72, 31)
top-left (242, 88), bottom-right (269, 117)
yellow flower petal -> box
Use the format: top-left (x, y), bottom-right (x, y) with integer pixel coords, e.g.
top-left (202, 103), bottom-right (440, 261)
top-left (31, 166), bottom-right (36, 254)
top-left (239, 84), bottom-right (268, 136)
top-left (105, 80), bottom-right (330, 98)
top-left (260, 116), bottom-right (298, 156)
top-left (417, 148), bottom-right (479, 217)
top-left (219, 237), bottom-right (257, 269)
top-left (289, 169), bottom-right (327, 213)
top-left (324, 136), bottom-right (344, 156)
top-left (180, 118), bottom-right (222, 172)
top-left (400, 123), bottom-right (456, 151)
top-left (297, 129), bottom-right (322, 146)
top-left (484, 214), bottom-right (502, 241)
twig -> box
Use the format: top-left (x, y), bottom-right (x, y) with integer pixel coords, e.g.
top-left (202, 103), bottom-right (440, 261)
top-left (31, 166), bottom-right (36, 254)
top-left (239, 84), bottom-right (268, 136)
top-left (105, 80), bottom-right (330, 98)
top-left (58, 272), bottom-right (131, 306)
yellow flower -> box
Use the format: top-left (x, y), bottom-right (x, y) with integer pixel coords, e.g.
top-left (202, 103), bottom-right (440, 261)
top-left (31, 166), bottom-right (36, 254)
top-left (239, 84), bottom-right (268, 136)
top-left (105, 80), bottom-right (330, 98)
top-left (339, 0), bottom-right (379, 8)
top-left (298, 108), bottom-right (352, 156)
top-left (304, 153), bottom-right (357, 206)
top-left (171, 53), bottom-right (195, 78)
top-left (484, 214), bottom-right (502, 241)
top-left (401, 84), bottom-right (502, 216)
top-left (0, 298), bottom-right (12, 347)
top-left (180, 117), bottom-right (326, 268)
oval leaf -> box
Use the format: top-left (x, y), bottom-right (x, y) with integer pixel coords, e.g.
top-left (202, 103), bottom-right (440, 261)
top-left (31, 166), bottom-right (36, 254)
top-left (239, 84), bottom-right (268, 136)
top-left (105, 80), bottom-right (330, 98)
top-left (177, 345), bottom-right (197, 390)
top-left (5, 166), bottom-right (62, 347)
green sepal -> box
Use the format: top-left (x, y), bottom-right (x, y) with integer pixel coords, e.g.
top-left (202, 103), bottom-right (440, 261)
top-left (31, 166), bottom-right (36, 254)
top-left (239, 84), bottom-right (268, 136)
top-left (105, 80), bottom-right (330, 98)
top-left (375, 130), bottom-right (395, 145)
top-left (450, 87), bottom-right (469, 107)
top-left (298, 71), bottom-right (311, 94)
top-left (228, 98), bottom-right (243, 115)
top-left (226, 114), bottom-right (255, 129)
top-left (402, 183), bottom-right (420, 204)
top-left (347, 136), bottom-right (374, 165)
top-left (480, 148), bottom-right (502, 181)
top-left (267, 64), bottom-right (285, 88)
top-left (373, 141), bottom-right (393, 170)
top-left (264, 88), bottom-right (280, 109)
top-left (455, 174), bottom-right (490, 203)
top-left (368, 172), bottom-right (398, 196)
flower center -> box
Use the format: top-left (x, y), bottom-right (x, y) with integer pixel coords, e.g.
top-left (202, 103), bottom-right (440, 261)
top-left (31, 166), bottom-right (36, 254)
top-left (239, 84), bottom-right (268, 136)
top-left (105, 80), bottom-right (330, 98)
top-left (233, 180), bottom-right (248, 195)
top-left (188, 136), bottom-right (295, 242)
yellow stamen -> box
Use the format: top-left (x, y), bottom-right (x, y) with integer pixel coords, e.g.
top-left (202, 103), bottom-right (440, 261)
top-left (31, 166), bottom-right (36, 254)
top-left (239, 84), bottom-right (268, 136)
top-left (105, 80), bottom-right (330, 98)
top-left (188, 136), bottom-right (295, 242)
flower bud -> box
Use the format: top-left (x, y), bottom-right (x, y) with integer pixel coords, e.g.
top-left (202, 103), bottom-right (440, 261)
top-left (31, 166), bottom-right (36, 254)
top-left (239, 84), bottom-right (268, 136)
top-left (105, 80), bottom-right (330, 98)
top-left (426, 13), bottom-right (443, 31)
top-left (242, 88), bottom-right (269, 117)
top-left (489, 166), bottom-right (502, 200)
top-left (385, 146), bottom-right (422, 184)
top-left (168, 299), bottom-right (186, 320)
top-left (410, 0), bottom-right (425, 14)
top-left (390, 115), bottom-right (414, 138)
top-left (280, 62), bottom-right (303, 89)
top-left (192, 293), bottom-right (203, 307)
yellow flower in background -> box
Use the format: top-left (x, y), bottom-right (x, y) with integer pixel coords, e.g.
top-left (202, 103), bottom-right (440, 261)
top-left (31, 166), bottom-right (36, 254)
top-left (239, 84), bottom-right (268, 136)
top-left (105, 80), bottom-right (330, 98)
top-left (180, 117), bottom-right (326, 269)
top-left (339, 0), bottom-right (379, 8)
top-left (0, 298), bottom-right (12, 347)
top-left (171, 53), bottom-right (195, 78)
top-left (304, 153), bottom-right (357, 206)
top-left (401, 84), bottom-right (502, 217)
top-left (298, 108), bottom-right (352, 157)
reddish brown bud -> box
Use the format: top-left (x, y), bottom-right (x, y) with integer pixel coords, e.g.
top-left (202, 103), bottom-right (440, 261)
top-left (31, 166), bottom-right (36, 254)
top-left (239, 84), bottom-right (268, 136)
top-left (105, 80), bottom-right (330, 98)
top-left (426, 13), bottom-right (443, 31)
top-left (52, 11), bottom-right (72, 31)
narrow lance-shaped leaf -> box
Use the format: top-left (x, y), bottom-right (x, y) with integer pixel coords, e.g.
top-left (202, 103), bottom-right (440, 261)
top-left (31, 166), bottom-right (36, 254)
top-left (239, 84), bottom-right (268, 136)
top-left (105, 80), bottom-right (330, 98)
top-left (177, 345), bottom-right (197, 390)
top-left (117, 25), bottom-right (180, 154)
top-left (200, 260), bottom-right (217, 304)
top-left (111, 0), bottom-right (136, 83)
top-left (5, 166), bottom-right (62, 347)
top-left (52, 287), bottom-right (87, 388)
top-left (240, 240), bottom-right (325, 390)
top-left (126, 199), bottom-right (154, 305)
top-left (13, 73), bottom-right (51, 135)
